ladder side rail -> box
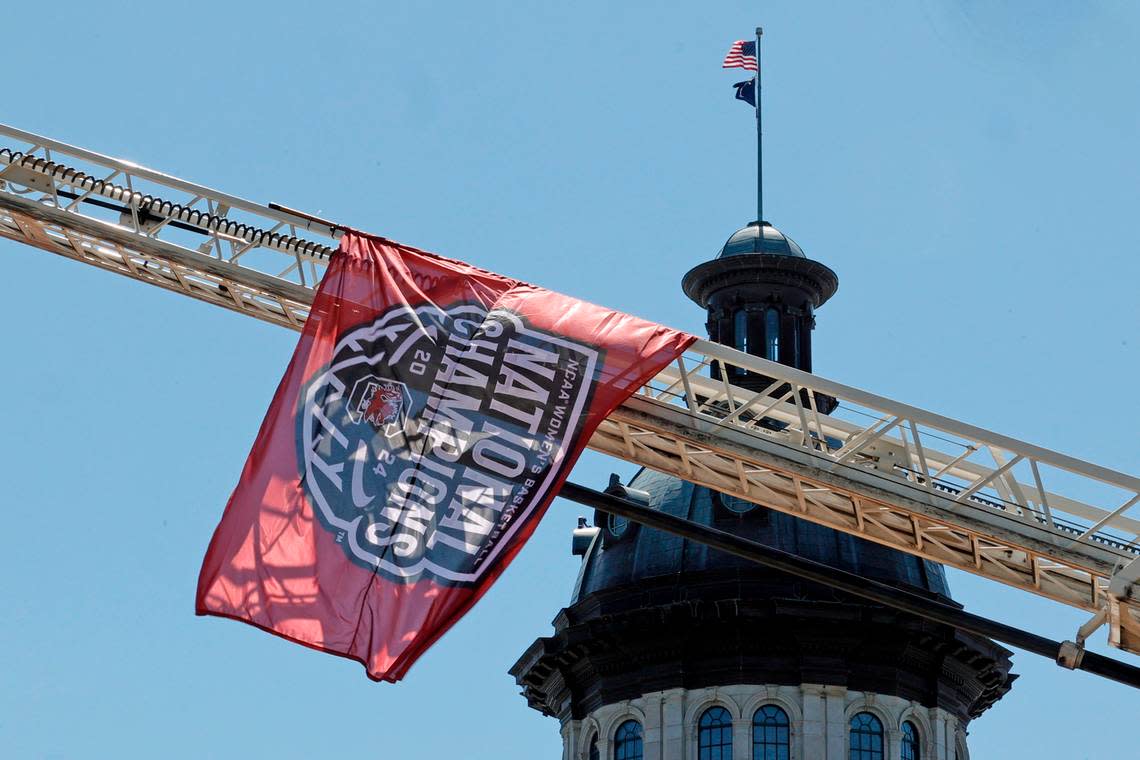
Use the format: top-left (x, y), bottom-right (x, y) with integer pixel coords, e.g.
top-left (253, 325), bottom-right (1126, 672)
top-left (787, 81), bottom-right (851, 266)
top-left (3, 182), bottom-right (1135, 550)
top-left (0, 194), bottom-right (312, 329)
top-left (4, 123), bottom-right (1134, 501)
top-left (691, 339), bottom-right (1140, 496)
top-left (652, 358), bottom-right (1140, 542)
top-left (613, 390), bottom-right (1129, 572)
top-left (5, 173), bottom-right (1140, 654)
top-left (0, 124), bottom-right (342, 241)
top-left (0, 147), bottom-right (335, 265)
top-left (4, 175), bottom-right (1135, 551)
top-left (594, 398), bottom-right (1115, 599)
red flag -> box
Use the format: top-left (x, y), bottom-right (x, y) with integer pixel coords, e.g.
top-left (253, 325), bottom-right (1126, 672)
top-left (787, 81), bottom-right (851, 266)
top-left (196, 231), bottom-right (694, 681)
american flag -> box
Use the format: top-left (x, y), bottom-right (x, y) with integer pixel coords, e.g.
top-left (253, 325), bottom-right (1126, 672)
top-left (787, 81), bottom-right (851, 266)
top-left (722, 40), bottom-right (757, 71)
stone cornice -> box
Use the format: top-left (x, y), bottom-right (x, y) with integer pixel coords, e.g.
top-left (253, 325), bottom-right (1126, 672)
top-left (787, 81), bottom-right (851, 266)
top-left (511, 572), bottom-right (1014, 725)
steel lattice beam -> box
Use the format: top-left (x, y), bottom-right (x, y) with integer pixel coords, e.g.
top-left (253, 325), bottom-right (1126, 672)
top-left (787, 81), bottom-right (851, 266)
top-left (2, 123), bottom-right (1138, 657)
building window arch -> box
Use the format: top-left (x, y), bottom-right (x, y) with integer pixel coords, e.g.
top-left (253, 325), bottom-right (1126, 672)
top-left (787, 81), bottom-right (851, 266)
top-left (614, 719), bottom-right (643, 760)
top-left (764, 308), bottom-right (780, 361)
top-left (752, 704), bottom-right (790, 760)
top-left (587, 732), bottom-right (599, 760)
top-left (900, 720), bottom-right (920, 760)
top-left (697, 705), bottom-right (732, 759)
top-left (849, 712), bottom-right (884, 760)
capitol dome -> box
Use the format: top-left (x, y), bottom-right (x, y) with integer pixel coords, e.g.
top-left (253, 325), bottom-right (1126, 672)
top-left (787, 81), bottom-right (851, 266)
top-left (513, 221), bottom-right (1015, 760)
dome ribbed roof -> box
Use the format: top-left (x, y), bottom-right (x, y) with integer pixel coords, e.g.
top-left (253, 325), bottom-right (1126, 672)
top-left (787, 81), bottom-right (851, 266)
top-left (573, 468), bottom-right (953, 604)
top-left (718, 220), bottom-right (805, 258)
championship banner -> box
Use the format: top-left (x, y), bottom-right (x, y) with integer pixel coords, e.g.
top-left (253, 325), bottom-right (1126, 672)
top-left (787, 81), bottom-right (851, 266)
top-left (196, 231), bottom-right (695, 681)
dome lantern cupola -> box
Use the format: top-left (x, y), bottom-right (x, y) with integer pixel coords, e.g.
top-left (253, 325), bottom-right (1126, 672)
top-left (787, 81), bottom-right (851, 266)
top-left (682, 221), bottom-right (838, 408)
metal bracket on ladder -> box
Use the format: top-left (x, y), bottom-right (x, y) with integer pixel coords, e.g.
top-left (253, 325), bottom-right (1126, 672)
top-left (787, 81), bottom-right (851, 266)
top-left (1058, 607), bottom-right (1110, 670)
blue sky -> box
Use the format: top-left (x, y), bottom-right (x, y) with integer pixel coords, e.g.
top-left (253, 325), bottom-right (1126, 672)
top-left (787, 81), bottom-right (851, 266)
top-left (2, 2), bottom-right (1138, 758)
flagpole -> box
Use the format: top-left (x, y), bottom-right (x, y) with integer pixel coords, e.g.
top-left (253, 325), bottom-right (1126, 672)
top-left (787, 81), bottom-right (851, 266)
top-left (755, 26), bottom-right (763, 224)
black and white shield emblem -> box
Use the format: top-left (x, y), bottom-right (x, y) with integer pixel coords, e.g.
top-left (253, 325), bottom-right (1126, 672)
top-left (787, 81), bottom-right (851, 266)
top-left (297, 302), bottom-right (601, 585)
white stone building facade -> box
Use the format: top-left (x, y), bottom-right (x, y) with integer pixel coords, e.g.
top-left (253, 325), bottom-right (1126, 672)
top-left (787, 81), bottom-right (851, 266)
top-left (561, 685), bottom-right (969, 760)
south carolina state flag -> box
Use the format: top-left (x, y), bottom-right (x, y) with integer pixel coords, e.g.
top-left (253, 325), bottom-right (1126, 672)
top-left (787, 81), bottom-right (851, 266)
top-left (196, 232), bottom-right (694, 681)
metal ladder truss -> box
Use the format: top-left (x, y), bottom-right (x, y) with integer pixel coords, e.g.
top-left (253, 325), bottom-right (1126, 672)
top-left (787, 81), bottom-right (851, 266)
top-left (2, 123), bottom-right (1137, 656)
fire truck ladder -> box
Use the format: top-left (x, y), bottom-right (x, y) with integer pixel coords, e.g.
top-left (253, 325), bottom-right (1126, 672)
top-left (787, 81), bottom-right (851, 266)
top-left (2, 123), bottom-right (1138, 663)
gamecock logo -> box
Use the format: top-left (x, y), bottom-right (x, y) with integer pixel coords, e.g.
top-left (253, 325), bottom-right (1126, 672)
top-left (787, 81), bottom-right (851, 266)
top-left (349, 377), bottom-right (410, 435)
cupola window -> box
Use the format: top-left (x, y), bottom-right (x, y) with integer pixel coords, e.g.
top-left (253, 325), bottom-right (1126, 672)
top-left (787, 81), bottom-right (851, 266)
top-left (752, 704), bottom-right (790, 760)
top-left (734, 309), bottom-right (749, 353)
top-left (901, 721), bottom-right (920, 760)
top-left (849, 713), bottom-right (883, 760)
top-left (698, 706), bottom-right (733, 759)
top-left (614, 720), bottom-right (643, 760)
top-left (764, 308), bottom-right (780, 361)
